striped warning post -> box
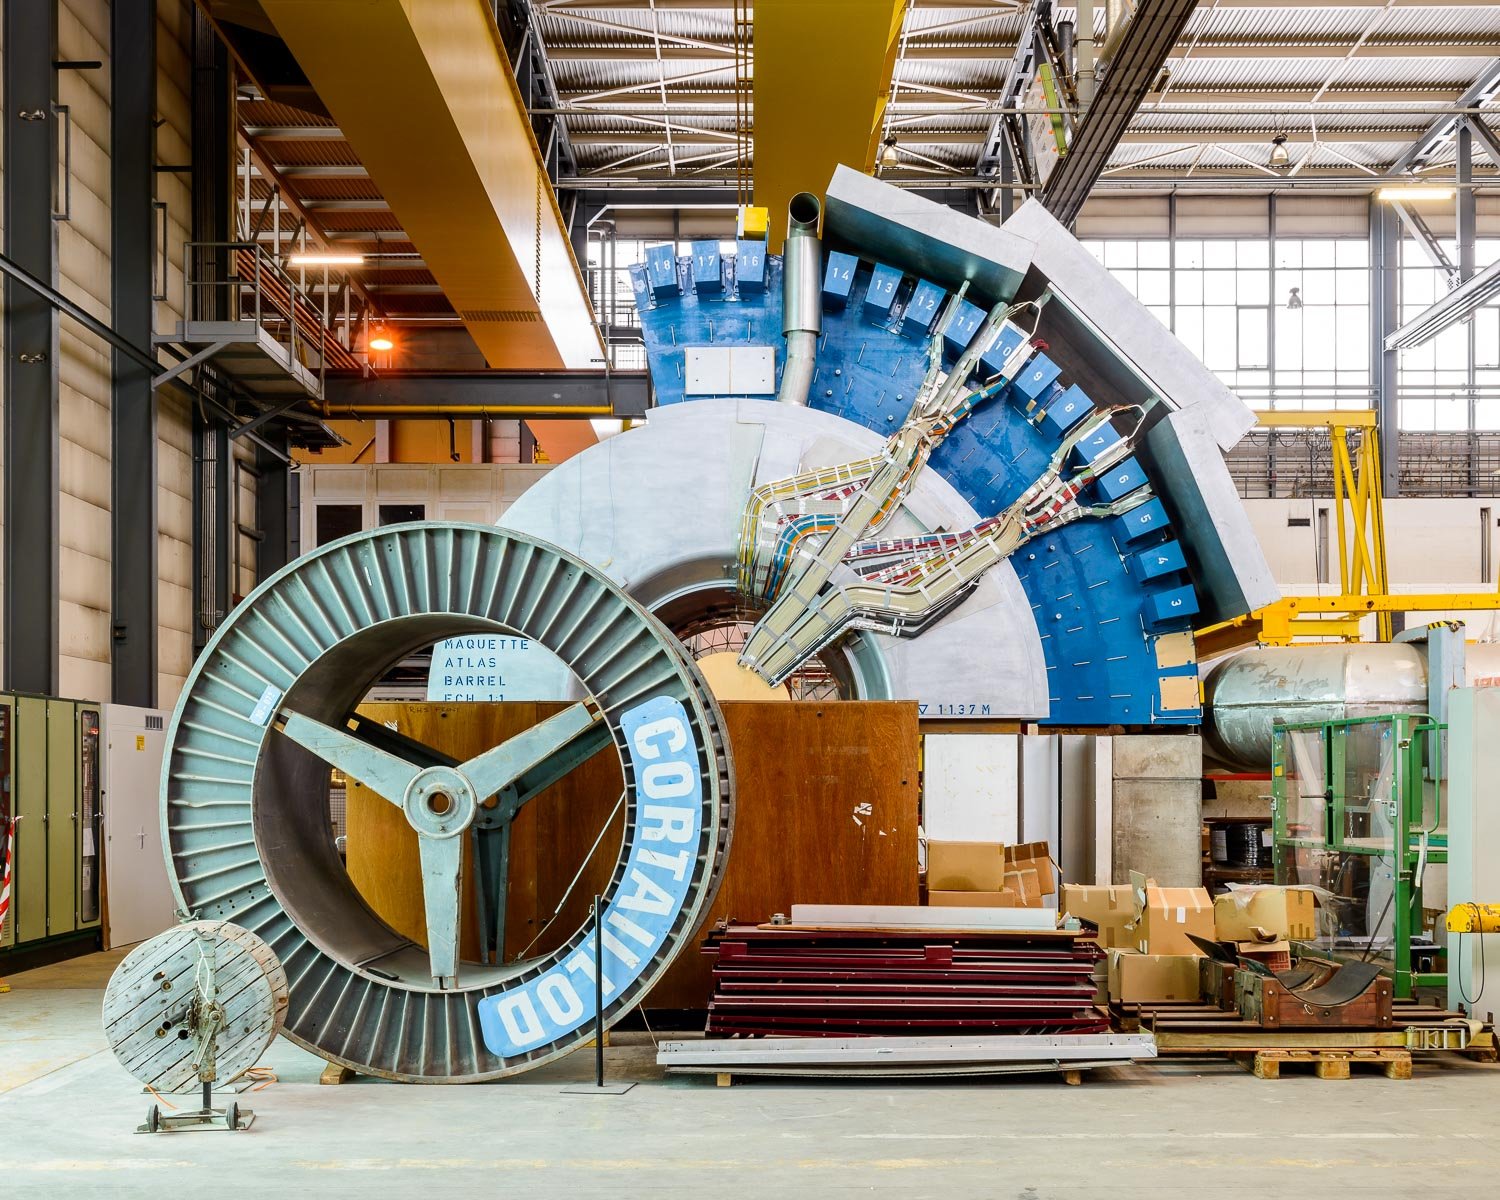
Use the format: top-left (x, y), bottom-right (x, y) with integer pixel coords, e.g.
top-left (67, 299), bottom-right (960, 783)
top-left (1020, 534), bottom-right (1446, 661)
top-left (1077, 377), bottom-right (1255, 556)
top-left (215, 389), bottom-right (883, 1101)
top-left (0, 818), bottom-right (13, 992)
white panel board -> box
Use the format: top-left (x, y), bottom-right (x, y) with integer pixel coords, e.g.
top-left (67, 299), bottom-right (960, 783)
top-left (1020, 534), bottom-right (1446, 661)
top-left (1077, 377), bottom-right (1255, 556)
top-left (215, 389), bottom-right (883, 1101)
top-left (923, 733), bottom-right (1018, 842)
top-left (101, 704), bottom-right (176, 947)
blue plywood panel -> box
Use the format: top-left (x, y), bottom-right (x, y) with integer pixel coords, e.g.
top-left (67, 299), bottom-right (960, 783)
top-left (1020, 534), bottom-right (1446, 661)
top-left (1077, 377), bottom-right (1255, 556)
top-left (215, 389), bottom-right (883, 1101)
top-left (1094, 455), bottom-right (1148, 502)
top-left (646, 244), bottom-right (680, 298)
top-left (1147, 584), bottom-right (1200, 627)
top-left (736, 240), bottom-right (766, 292)
top-left (1133, 539), bottom-right (1187, 581)
top-left (823, 251), bottom-right (858, 310)
top-left (943, 298), bottom-right (985, 360)
top-left (901, 280), bottom-right (945, 338)
top-left (1037, 384), bottom-right (1093, 439)
top-left (864, 263), bottom-right (902, 323)
top-left (690, 240), bottom-right (722, 295)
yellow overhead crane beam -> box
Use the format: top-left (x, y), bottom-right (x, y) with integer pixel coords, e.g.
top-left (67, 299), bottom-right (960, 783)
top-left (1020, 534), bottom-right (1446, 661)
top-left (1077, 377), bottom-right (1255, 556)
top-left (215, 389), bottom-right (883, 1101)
top-left (260, 0), bottom-right (605, 461)
top-left (752, 0), bottom-right (905, 248)
top-left (1196, 410), bottom-right (1500, 657)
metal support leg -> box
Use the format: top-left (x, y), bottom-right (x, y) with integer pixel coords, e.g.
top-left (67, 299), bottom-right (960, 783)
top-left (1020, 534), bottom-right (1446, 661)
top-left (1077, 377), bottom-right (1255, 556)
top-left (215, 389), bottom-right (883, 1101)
top-left (1370, 198), bottom-right (1401, 498)
top-left (112, 0), bottom-right (159, 707)
top-left (254, 440), bottom-right (292, 583)
top-left (3, 0), bottom-right (60, 695)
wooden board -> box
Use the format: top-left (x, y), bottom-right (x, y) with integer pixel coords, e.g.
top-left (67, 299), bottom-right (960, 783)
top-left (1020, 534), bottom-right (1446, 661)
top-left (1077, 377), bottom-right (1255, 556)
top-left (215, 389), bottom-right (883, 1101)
top-left (649, 701), bottom-right (920, 1009)
top-left (343, 700), bottom-right (920, 1009)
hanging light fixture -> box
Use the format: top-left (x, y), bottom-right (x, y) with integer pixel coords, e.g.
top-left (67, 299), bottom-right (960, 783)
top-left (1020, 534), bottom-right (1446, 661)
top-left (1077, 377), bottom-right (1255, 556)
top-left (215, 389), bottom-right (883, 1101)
top-left (367, 231), bottom-right (394, 355)
top-left (1269, 134), bottom-right (1290, 170)
top-left (879, 136), bottom-right (900, 169)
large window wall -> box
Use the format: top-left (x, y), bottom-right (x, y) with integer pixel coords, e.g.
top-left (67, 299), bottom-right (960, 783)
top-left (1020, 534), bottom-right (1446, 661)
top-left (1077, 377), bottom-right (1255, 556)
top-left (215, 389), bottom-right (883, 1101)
top-left (583, 204), bottom-right (1500, 431)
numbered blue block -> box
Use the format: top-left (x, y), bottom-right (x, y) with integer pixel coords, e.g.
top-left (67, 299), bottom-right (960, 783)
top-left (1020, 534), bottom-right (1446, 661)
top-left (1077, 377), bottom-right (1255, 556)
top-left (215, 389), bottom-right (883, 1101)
top-left (1133, 539), bottom-right (1188, 581)
top-left (864, 263), bottom-right (902, 322)
top-left (1009, 354), bottom-right (1062, 408)
top-left (942, 298), bottom-right (985, 360)
top-left (978, 320), bottom-right (1029, 381)
top-left (1037, 384), bottom-right (1093, 439)
top-left (823, 251), bottom-right (858, 310)
top-left (734, 240), bottom-right (766, 293)
top-left (1071, 420), bottom-right (1121, 467)
top-left (1147, 584), bottom-right (1200, 627)
top-left (1117, 497), bottom-right (1169, 545)
top-left (690, 240), bottom-right (722, 295)
top-left (1095, 455), bottom-right (1148, 502)
top-left (902, 280), bottom-right (945, 338)
top-left (645, 244), bottom-right (680, 299)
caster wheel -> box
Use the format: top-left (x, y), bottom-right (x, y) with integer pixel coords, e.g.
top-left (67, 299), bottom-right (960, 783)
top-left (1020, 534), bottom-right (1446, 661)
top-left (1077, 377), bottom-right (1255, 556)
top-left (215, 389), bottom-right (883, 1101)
top-left (227, 1102), bottom-right (240, 1131)
top-left (146, 1104), bottom-right (160, 1133)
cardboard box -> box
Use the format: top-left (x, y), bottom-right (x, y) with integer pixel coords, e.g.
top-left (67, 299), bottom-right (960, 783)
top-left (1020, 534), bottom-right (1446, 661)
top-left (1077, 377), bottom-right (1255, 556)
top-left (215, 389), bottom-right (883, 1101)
top-left (927, 840), bottom-right (1006, 891)
top-left (1004, 841), bottom-right (1055, 896)
top-left (1213, 886), bottom-right (1316, 942)
top-left (928, 889), bottom-right (1019, 908)
top-left (1236, 939), bottom-right (1291, 972)
top-left (1004, 868), bottom-right (1042, 907)
top-left (1132, 885), bottom-right (1214, 956)
top-left (1107, 949), bottom-right (1203, 1003)
top-left (1061, 884), bottom-right (1135, 947)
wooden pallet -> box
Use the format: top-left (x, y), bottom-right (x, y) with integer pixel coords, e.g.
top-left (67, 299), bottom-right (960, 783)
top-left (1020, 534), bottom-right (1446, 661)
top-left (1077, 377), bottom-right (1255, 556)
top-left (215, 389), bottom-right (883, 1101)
top-left (1237, 1048), bottom-right (1412, 1080)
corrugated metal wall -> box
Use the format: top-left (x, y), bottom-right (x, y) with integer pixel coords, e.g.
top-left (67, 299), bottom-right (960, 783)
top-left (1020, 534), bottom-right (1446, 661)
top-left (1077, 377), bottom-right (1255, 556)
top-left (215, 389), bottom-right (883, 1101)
top-left (57, 0), bottom-right (114, 701)
top-left (156, 0), bottom-right (195, 705)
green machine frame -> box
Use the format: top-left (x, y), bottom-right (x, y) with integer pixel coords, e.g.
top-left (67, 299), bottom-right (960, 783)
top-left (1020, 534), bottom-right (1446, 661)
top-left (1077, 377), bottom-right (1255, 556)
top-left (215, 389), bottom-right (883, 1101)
top-left (1271, 713), bottom-right (1446, 1000)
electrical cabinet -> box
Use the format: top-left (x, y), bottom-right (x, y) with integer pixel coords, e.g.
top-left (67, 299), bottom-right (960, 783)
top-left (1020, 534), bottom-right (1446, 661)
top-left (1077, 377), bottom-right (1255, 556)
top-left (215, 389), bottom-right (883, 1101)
top-left (100, 704), bottom-right (175, 947)
top-left (0, 695), bottom-right (104, 957)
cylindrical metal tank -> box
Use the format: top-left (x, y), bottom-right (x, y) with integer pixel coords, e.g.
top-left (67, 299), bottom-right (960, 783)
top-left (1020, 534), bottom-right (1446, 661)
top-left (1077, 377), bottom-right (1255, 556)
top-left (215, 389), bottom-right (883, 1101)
top-left (1203, 644), bottom-right (1428, 769)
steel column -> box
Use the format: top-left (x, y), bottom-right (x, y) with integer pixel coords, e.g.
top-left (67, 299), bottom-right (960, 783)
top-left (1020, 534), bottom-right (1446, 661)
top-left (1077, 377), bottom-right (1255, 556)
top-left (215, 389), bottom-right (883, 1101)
top-left (191, 9), bottom-right (234, 652)
top-left (112, 0), bottom-right (159, 706)
top-left (254, 441), bottom-right (292, 583)
top-left (1370, 198), bottom-right (1401, 496)
top-left (3, 1), bottom-right (61, 695)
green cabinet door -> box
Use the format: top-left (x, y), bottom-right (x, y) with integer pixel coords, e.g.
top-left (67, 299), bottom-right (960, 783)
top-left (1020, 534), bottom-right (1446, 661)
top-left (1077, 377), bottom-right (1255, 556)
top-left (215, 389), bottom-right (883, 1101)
top-left (46, 700), bottom-right (77, 938)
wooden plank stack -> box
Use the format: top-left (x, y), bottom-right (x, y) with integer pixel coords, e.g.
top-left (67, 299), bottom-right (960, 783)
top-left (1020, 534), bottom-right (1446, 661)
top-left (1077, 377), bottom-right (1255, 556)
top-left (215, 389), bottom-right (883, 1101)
top-left (702, 923), bottom-right (1108, 1037)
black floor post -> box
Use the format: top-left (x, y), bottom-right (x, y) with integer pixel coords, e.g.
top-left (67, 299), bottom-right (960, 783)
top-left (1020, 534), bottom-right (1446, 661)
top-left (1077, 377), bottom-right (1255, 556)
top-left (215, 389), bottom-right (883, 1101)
top-left (594, 895), bottom-right (605, 1088)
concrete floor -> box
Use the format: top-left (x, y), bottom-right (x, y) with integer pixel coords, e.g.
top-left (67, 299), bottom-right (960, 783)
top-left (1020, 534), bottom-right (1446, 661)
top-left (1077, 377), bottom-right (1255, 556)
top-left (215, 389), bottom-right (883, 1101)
top-left (3, 949), bottom-right (1499, 1197)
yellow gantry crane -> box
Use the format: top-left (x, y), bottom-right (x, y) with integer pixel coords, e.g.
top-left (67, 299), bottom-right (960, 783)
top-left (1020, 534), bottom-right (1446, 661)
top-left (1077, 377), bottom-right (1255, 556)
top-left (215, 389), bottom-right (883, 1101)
top-left (1197, 410), bottom-right (1500, 657)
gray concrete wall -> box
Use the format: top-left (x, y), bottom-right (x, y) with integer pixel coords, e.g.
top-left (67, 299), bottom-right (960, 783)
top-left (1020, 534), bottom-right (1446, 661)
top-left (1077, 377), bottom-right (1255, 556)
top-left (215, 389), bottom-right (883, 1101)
top-left (1111, 734), bottom-right (1202, 886)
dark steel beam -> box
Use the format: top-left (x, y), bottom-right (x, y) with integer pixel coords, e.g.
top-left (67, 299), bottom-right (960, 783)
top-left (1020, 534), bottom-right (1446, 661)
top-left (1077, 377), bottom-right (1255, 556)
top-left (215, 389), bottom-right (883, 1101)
top-left (1038, 0), bottom-right (1200, 225)
top-left (322, 371), bottom-right (650, 419)
top-left (255, 441), bottom-right (293, 584)
top-left (3, 2), bottom-right (60, 695)
top-left (192, 8), bottom-right (234, 653)
top-left (111, 0), bottom-right (158, 707)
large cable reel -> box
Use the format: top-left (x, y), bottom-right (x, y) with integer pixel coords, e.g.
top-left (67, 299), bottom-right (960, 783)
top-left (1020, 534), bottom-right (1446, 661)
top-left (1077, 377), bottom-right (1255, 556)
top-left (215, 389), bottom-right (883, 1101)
top-left (163, 523), bottom-right (733, 1082)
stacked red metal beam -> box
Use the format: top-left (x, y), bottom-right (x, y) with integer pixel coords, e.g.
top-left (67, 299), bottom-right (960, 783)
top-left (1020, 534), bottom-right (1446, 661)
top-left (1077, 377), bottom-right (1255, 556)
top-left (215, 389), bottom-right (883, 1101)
top-left (703, 924), bottom-right (1107, 1038)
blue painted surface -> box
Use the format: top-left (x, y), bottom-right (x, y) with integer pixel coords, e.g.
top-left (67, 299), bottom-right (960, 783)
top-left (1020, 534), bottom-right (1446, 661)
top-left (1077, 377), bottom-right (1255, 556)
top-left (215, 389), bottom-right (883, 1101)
top-left (942, 298), bottom-right (985, 360)
top-left (1133, 539), bottom-right (1188, 581)
top-left (902, 280), bottom-right (945, 338)
top-left (645, 244), bottom-right (679, 299)
top-left (628, 245), bottom-right (1201, 724)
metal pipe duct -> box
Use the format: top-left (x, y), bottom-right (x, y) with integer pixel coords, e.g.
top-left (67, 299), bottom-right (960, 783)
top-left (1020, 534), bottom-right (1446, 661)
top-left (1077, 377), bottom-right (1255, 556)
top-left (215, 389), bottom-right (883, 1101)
top-left (778, 192), bottom-right (823, 407)
top-left (1203, 644), bottom-right (1428, 768)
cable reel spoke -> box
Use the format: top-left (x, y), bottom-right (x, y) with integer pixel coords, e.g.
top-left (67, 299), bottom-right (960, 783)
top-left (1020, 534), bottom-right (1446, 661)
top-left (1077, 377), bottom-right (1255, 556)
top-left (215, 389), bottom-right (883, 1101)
top-left (276, 711), bottom-right (421, 804)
